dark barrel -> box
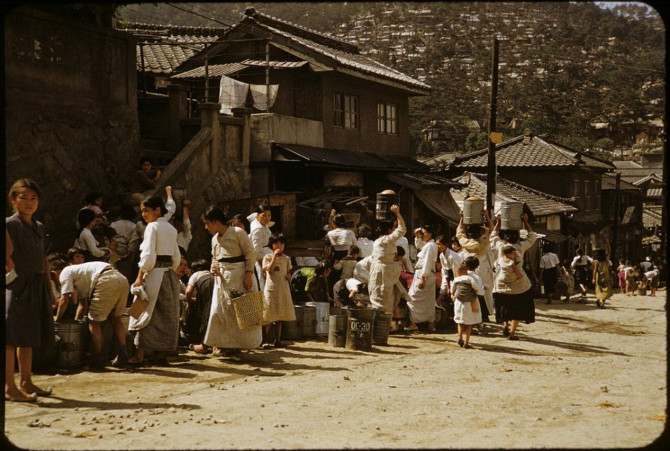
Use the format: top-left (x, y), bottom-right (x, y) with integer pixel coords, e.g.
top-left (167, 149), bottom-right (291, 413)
top-left (328, 314), bottom-right (348, 347)
top-left (301, 304), bottom-right (317, 338)
top-left (282, 305), bottom-right (303, 341)
top-left (372, 311), bottom-right (392, 345)
top-left (54, 321), bottom-right (87, 369)
top-left (376, 192), bottom-right (398, 221)
top-left (345, 308), bottom-right (376, 351)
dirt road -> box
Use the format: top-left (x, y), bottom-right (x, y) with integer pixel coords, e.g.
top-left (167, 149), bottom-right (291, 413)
top-left (3, 291), bottom-right (667, 449)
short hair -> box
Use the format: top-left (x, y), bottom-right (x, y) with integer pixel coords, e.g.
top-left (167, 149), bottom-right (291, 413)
top-left (358, 223), bottom-right (372, 238)
top-left (542, 242), bottom-right (554, 253)
top-left (119, 204), bottom-right (137, 221)
top-left (67, 247), bottom-right (85, 262)
top-left (333, 214), bottom-right (346, 228)
top-left (315, 259), bottom-right (333, 276)
top-left (77, 208), bottom-right (97, 228)
top-left (594, 248), bottom-right (606, 261)
top-left (465, 256), bottom-right (480, 271)
top-left (230, 213), bottom-right (250, 232)
top-left (500, 229), bottom-right (520, 245)
top-left (576, 248), bottom-right (584, 256)
top-left (141, 196), bottom-right (167, 215)
top-left (377, 220), bottom-right (394, 235)
top-left (269, 233), bottom-right (287, 247)
top-left (451, 236), bottom-right (461, 247)
top-left (49, 255), bottom-right (70, 272)
top-left (191, 259), bottom-right (210, 272)
top-left (202, 205), bottom-right (227, 224)
top-left (396, 246), bottom-right (405, 257)
top-left (348, 244), bottom-right (360, 255)
top-left (84, 192), bottom-right (103, 204)
top-left (256, 204), bottom-right (271, 214)
top-left (434, 234), bottom-right (447, 246)
top-left (140, 157), bottom-right (152, 165)
top-left (8, 178), bottom-right (41, 205)
top-left (465, 224), bottom-right (483, 239)
top-left (502, 244), bottom-right (516, 255)
top-left (422, 225), bottom-right (433, 236)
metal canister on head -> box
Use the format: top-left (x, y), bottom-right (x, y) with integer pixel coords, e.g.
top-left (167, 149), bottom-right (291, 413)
top-left (500, 201), bottom-right (524, 230)
top-left (376, 189), bottom-right (398, 221)
top-left (463, 196), bottom-right (485, 225)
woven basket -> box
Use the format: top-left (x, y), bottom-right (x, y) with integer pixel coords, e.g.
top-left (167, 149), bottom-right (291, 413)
top-left (230, 291), bottom-right (265, 330)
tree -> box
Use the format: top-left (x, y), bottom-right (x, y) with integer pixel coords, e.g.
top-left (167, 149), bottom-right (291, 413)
top-left (465, 132), bottom-right (489, 152)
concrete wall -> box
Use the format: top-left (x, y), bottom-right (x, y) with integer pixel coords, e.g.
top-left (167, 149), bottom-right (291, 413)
top-left (4, 6), bottom-right (139, 251)
top-left (250, 113), bottom-right (324, 162)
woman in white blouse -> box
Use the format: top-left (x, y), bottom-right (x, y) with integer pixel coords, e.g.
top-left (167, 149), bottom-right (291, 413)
top-left (327, 213), bottom-right (357, 260)
top-left (128, 196), bottom-right (182, 366)
top-left (249, 205), bottom-right (272, 291)
top-left (407, 225), bottom-right (438, 332)
top-left (75, 208), bottom-right (113, 262)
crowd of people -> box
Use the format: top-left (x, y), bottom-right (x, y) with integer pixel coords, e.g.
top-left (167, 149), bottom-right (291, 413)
top-left (6, 177), bottom-right (661, 403)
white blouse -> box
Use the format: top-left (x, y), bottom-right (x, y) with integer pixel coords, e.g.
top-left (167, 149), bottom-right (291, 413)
top-left (139, 218), bottom-right (181, 272)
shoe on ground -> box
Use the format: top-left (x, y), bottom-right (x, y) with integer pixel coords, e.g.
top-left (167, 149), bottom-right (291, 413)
top-left (508, 335), bottom-right (519, 341)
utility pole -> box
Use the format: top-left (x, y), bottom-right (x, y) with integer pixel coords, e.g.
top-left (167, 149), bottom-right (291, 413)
top-left (265, 41), bottom-right (271, 112)
top-left (487, 38), bottom-right (500, 217)
top-left (611, 172), bottom-right (621, 262)
top-left (204, 44), bottom-right (209, 103)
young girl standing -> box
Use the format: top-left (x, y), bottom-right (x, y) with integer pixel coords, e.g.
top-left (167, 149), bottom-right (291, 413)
top-left (261, 234), bottom-right (296, 348)
top-left (451, 263), bottom-right (484, 348)
top-left (6, 178), bottom-right (56, 401)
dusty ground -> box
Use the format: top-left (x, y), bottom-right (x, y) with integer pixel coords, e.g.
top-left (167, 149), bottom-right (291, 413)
top-left (3, 290), bottom-right (668, 449)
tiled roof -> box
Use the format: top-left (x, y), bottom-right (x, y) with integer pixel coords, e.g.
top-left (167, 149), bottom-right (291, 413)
top-left (170, 63), bottom-right (247, 79)
top-left (387, 172), bottom-right (462, 189)
top-left (643, 207), bottom-right (662, 228)
top-left (612, 160), bottom-right (642, 169)
top-left (632, 173), bottom-right (664, 186)
top-left (179, 8), bottom-right (430, 94)
top-left (601, 173), bottom-right (644, 192)
top-left (452, 172), bottom-right (578, 217)
top-left (119, 22), bottom-right (227, 74)
top-left (451, 134), bottom-right (615, 170)
top-left (420, 152), bottom-right (459, 168)
top-left (451, 135), bottom-right (577, 169)
top-left (240, 59), bottom-right (307, 69)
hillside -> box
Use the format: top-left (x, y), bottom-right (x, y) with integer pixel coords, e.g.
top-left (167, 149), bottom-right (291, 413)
top-left (118, 2), bottom-right (665, 155)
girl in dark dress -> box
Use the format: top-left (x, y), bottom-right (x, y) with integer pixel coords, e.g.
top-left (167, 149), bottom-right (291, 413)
top-left (5, 178), bottom-right (55, 402)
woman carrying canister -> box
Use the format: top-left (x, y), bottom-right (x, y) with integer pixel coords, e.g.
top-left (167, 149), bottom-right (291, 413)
top-left (128, 196), bottom-right (182, 366)
top-left (456, 208), bottom-right (495, 324)
top-left (406, 225), bottom-right (438, 332)
top-left (5, 178), bottom-right (56, 402)
top-left (490, 213), bottom-right (540, 340)
top-left (368, 205), bottom-right (406, 314)
top-left (202, 206), bottom-right (261, 357)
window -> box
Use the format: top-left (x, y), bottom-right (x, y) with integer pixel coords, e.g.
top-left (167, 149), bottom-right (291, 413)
top-left (334, 93), bottom-right (359, 129)
top-left (377, 102), bottom-right (398, 134)
top-left (573, 179), bottom-right (580, 210)
top-left (584, 180), bottom-right (590, 211)
top-left (595, 180), bottom-right (601, 211)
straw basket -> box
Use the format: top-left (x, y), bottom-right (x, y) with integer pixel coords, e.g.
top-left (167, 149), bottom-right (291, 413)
top-left (230, 291), bottom-right (265, 330)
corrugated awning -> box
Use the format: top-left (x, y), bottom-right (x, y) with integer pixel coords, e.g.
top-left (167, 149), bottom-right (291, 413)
top-left (532, 225), bottom-right (569, 243)
top-left (273, 143), bottom-right (429, 172)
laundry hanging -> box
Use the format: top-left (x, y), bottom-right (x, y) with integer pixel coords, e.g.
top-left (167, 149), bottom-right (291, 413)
top-left (249, 83), bottom-right (279, 111)
top-left (219, 75), bottom-right (249, 115)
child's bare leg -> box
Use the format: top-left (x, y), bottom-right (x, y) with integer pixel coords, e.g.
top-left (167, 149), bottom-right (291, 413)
top-left (509, 320), bottom-right (520, 338)
top-left (463, 325), bottom-right (472, 345)
top-left (5, 346), bottom-right (30, 399)
top-left (273, 322), bottom-right (283, 345)
top-left (18, 347), bottom-right (48, 394)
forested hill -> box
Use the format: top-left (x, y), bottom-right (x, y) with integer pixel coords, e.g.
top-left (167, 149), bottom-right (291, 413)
top-left (119, 2), bottom-right (665, 155)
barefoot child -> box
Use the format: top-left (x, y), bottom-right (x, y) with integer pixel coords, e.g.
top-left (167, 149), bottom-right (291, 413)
top-left (451, 263), bottom-right (484, 348)
top-left (261, 233), bottom-right (296, 348)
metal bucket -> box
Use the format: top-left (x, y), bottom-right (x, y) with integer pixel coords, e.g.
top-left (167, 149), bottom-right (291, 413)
top-left (282, 305), bottom-right (303, 341)
top-left (376, 192), bottom-right (398, 221)
top-left (463, 197), bottom-right (485, 225)
top-left (345, 308), bottom-right (376, 351)
top-left (301, 305), bottom-right (317, 338)
top-left (54, 321), bottom-right (86, 369)
top-left (306, 302), bottom-right (330, 337)
top-left (372, 312), bottom-right (392, 346)
top-left (328, 314), bottom-right (348, 347)
top-left (500, 201), bottom-right (524, 230)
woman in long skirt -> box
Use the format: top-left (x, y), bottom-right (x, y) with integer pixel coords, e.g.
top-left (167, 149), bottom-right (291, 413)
top-left (407, 225), bottom-right (438, 331)
top-left (5, 178), bottom-right (56, 401)
top-left (490, 213), bottom-right (540, 340)
top-left (592, 239), bottom-right (613, 308)
top-left (128, 196), bottom-right (182, 366)
top-left (202, 206), bottom-right (261, 357)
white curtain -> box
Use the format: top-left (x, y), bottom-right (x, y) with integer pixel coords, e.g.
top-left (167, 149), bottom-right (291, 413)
top-left (219, 75), bottom-right (249, 115)
top-left (249, 84), bottom-right (279, 111)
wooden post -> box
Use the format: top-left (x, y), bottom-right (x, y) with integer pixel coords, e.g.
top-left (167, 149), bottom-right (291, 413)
top-left (265, 41), bottom-right (271, 112)
top-left (486, 38), bottom-right (499, 217)
top-left (611, 172), bottom-right (621, 263)
top-left (204, 45), bottom-right (209, 103)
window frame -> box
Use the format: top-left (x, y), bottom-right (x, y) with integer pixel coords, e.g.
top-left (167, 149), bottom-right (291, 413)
top-left (334, 93), bottom-right (359, 130)
top-left (377, 101), bottom-right (398, 135)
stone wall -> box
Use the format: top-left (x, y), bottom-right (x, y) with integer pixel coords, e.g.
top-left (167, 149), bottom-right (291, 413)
top-left (4, 6), bottom-right (139, 252)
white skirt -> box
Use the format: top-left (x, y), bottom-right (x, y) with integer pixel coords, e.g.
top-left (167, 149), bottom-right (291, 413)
top-left (407, 270), bottom-right (436, 323)
top-left (203, 262), bottom-right (262, 349)
top-left (454, 299), bottom-right (482, 325)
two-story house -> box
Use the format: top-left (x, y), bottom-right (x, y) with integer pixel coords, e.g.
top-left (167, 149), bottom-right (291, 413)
top-left (169, 7), bottom-right (461, 240)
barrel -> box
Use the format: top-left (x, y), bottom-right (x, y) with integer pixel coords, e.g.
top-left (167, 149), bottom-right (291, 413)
top-left (54, 321), bottom-right (86, 369)
top-left (372, 312), bottom-right (392, 346)
top-left (500, 201), bottom-right (524, 230)
top-left (301, 304), bottom-right (317, 338)
top-left (345, 308), bottom-right (376, 351)
top-left (376, 192), bottom-right (398, 221)
top-left (463, 197), bottom-right (485, 225)
top-left (282, 305), bottom-right (303, 341)
top-left (306, 301), bottom-right (330, 337)
top-left (328, 314), bottom-right (348, 347)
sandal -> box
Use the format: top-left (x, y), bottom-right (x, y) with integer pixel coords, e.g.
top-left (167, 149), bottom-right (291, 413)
top-left (273, 341), bottom-right (287, 348)
top-left (508, 335), bottom-right (519, 341)
top-left (127, 357), bottom-right (145, 367)
top-left (21, 384), bottom-right (52, 397)
top-left (596, 300), bottom-right (602, 308)
top-left (188, 344), bottom-right (211, 355)
top-left (260, 343), bottom-right (274, 350)
top-left (463, 343), bottom-right (472, 349)
top-left (5, 392), bottom-right (38, 403)
top-left (457, 339), bottom-right (464, 347)
top-left (502, 326), bottom-right (510, 337)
